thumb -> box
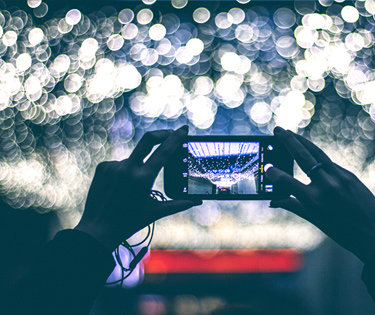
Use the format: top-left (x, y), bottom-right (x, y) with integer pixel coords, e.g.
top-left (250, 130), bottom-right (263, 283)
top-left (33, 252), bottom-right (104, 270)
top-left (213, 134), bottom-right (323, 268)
top-left (156, 199), bottom-right (203, 219)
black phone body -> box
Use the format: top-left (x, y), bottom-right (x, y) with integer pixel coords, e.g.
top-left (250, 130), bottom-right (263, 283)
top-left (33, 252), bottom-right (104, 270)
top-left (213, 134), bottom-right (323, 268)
top-left (164, 135), bottom-right (293, 200)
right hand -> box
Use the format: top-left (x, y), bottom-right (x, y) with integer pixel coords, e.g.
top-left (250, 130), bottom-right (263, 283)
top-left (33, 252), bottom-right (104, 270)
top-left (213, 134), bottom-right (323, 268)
top-left (267, 127), bottom-right (375, 264)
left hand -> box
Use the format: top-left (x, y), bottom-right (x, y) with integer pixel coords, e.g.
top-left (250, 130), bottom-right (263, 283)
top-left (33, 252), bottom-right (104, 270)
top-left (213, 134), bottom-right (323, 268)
top-left (75, 126), bottom-right (201, 251)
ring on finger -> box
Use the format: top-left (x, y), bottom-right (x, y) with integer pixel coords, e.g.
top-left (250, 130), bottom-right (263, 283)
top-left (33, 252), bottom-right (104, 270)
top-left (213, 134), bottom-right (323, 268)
top-left (306, 162), bottom-right (323, 178)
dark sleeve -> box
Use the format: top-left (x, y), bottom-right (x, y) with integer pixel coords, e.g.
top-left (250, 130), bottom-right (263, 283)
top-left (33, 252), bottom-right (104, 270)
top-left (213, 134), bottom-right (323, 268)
top-left (362, 259), bottom-right (375, 302)
top-left (5, 229), bottom-right (116, 315)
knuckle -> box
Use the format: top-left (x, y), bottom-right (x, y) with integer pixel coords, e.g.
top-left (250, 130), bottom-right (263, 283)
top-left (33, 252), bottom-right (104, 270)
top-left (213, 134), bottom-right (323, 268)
top-left (142, 131), bottom-right (153, 141)
top-left (298, 149), bottom-right (311, 162)
top-left (96, 161), bottom-right (109, 173)
top-left (279, 130), bottom-right (293, 142)
top-left (325, 180), bottom-right (342, 195)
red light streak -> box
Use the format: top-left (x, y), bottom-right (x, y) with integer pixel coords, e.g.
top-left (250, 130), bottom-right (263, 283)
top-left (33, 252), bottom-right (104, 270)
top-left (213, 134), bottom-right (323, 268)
top-left (144, 249), bottom-right (303, 274)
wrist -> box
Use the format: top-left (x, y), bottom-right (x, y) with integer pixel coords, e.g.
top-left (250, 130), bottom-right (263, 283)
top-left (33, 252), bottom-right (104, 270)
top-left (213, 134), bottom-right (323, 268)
top-left (74, 223), bottom-right (119, 252)
top-left (356, 231), bottom-right (375, 264)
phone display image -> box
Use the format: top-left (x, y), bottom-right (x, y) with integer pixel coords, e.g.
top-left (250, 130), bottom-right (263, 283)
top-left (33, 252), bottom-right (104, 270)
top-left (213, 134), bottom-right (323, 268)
top-left (187, 142), bottom-right (260, 195)
top-left (164, 136), bottom-right (292, 200)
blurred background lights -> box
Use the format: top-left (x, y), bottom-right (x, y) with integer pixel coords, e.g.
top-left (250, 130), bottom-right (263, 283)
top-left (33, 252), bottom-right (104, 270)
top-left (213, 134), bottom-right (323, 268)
top-left (16, 53), bottom-right (32, 71)
top-left (1, 0), bottom-right (375, 260)
top-left (28, 28), bottom-right (44, 46)
top-left (193, 8), bottom-right (210, 24)
top-left (228, 8), bottom-right (245, 24)
top-left (249, 102), bottom-right (273, 125)
top-left (137, 9), bottom-right (153, 25)
top-left (3, 31), bottom-right (17, 46)
top-left (186, 38), bottom-right (204, 56)
top-left (118, 9), bottom-right (134, 24)
top-left (341, 5), bottom-right (359, 23)
top-left (107, 34), bottom-right (124, 51)
top-left (149, 24), bottom-right (166, 41)
top-left (172, 0), bottom-right (188, 9)
top-left (221, 52), bottom-right (241, 72)
top-left (122, 23), bottom-right (138, 40)
top-left (65, 9), bottom-right (82, 26)
top-left (273, 8), bottom-right (296, 29)
top-left (143, 0), bottom-right (157, 5)
top-left (365, 0), bottom-right (375, 14)
top-left (27, 0), bottom-right (41, 9)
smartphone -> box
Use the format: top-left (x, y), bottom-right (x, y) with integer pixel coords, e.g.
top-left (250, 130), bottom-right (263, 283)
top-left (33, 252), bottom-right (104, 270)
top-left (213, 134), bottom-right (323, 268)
top-left (164, 136), bottom-right (293, 200)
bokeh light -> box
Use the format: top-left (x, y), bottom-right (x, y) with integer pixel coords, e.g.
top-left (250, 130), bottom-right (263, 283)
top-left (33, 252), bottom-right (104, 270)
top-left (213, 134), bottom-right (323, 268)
top-left (1, 0), bottom-right (375, 257)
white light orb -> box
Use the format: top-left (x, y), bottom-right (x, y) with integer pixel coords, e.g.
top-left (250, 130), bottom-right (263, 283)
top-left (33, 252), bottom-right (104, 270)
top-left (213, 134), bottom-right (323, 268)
top-left (28, 28), bottom-right (44, 46)
top-left (137, 9), bottom-right (153, 25)
top-left (66, 9), bottom-right (82, 26)
top-left (107, 34), bottom-right (124, 51)
top-left (118, 9), bottom-right (134, 24)
top-left (186, 38), bottom-right (204, 56)
top-left (3, 31), bottom-right (17, 46)
top-left (149, 24), bottom-right (166, 41)
top-left (27, 0), bottom-right (41, 8)
top-left (193, 8), bottom-right (210, 24)
top-left (172, 0), bottom-right (188, 9)
top-left (16, 53), bottom-right (32, 71)
top-left (341, 6), bottom-right (359, 23)
top-left (221, 52), bottom-right (241, 71)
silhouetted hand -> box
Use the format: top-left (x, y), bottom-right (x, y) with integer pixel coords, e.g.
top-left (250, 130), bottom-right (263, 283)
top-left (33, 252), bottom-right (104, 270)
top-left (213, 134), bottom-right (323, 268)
top-left (75, 126), bottom-right (201, 251)
top-left (267, 127), bottom-right (375, 264)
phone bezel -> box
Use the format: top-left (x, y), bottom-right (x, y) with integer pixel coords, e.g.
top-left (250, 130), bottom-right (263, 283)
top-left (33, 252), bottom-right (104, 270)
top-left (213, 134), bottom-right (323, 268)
top-left (164, 135), bottom-right (293, 200)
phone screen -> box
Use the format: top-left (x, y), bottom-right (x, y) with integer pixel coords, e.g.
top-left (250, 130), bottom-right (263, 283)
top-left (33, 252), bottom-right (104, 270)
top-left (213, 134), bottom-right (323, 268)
top-left (164, 136), bottom-right (293, 200)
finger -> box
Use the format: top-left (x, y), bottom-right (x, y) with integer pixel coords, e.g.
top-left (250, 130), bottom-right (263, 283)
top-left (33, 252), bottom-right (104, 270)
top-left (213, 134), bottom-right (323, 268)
top-left (274, 127), bottom-right (318, 175)
top-left (144, 125), bottom-right (188, 176)
top-left (129, 130), bottom-right (173, 164)
top-left (269, 197), bottom-right (315, 223)
top-left (292, 133), bottom-right (341, 178)
top-left (292, 133), bottom-right (333, 165)
top-left (266, 167), bottom-right (310, 201)
top-left (154, 199), bottom-right (203, 220)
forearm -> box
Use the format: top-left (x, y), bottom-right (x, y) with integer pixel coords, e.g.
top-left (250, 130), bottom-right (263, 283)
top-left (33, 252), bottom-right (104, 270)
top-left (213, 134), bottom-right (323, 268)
top-left (5, 229), bottom-right (116, 315)
top-left (362, 258), bottom-right (375, 303)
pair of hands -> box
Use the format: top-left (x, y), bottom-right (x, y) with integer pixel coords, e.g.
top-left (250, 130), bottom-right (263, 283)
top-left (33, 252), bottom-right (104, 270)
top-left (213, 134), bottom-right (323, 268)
top-left (76, 125), bottom-right (375, 265)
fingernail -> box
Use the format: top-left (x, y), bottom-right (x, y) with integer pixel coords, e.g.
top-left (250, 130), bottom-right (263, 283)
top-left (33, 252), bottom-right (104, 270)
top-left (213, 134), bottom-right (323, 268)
top-left (274, 126), bottom-right (285, 134)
